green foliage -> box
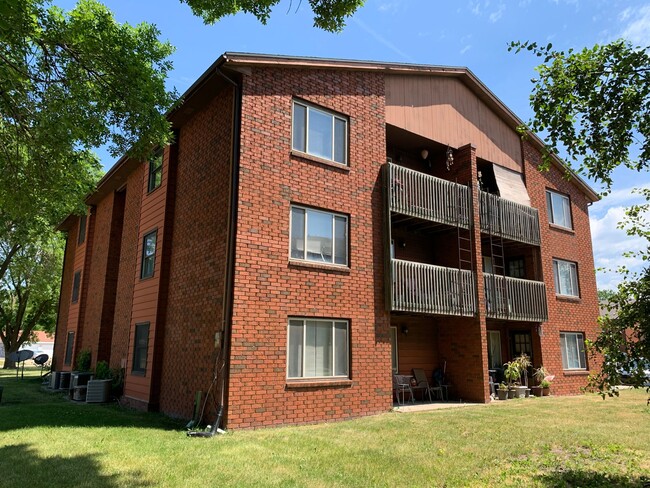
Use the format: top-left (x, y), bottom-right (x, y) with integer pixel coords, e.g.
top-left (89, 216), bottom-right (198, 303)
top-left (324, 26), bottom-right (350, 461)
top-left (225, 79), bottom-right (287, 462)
top-left (540, 379), bottom-right (551, 389)
top-left (0, 226), bottom-right (63, 368)
top-left (598, 289), bottom-right (617, 301)
top-left (509, 40), bottom-right (650, 190)
top-left (533, 366), bottom-right (550, 385)
top-left (180, 0), bottom-right (364, 32)
top-left (94, 360), bottom-right (110, 380)
top-left (504, 361), bottom-right (521, 386)
top-left (0, 0), bottom-right (176, 225)
top-left (75, 348), bottom-right (91, 372)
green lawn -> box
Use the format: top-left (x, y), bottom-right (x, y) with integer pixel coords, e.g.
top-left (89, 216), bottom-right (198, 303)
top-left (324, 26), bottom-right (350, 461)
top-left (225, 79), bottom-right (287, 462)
top-left (1, 366), bottom-right (649, 487)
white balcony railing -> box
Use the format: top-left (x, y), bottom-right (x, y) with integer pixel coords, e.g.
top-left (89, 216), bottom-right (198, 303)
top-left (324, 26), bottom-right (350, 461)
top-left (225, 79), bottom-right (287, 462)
top-left (484, 273), bottom-right (548, 322)
top-left (391, 259), bottom-right (476, 316)
top-left (387, 163), bottom-right (471, 228)
top-left (479, 191), bottom-right (541, 246)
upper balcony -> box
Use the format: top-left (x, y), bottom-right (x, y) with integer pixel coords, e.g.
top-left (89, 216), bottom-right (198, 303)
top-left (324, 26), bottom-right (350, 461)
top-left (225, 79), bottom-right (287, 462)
top-left (479, 191), bottom-right (541, 246)
top-left (390, 259), bottom-right (476, 317)
top-left (385, 163), bottom-right (471, 229)
top-left (484, 273), bottom-right (548, 322)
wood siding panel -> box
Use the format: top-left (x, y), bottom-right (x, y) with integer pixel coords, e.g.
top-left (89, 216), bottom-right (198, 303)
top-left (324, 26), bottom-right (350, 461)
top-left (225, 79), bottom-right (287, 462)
top-left (385, 75), bottom-right (522, 172)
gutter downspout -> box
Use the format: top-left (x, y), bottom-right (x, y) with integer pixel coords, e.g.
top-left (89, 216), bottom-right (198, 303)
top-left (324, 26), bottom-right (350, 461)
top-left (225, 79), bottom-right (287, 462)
top-left (188, 63), bottom-right (242, 437)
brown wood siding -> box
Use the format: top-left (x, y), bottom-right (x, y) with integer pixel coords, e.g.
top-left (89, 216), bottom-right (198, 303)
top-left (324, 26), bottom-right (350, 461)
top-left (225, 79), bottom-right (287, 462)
top-left (385, 75), bottom-right (522, 172)
top-left (123, 148), bottom-right (170, 403)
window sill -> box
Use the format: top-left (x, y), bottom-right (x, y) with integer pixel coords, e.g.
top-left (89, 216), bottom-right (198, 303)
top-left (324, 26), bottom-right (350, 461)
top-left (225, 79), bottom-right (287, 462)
top-left (549, 223), bottom-right (575, 234)
top-left (290, 150), bottom-right (350, 172)
top-left (563, 370), bottom-right (589, 376)
top-left (288, 260), bottom-right (351, 274)
top-left (556, 294), bottom-right (581, 303)
top-left (286, 379), bottom-right (353, 389)
top-left (147, 184), bottom-right (162, 196)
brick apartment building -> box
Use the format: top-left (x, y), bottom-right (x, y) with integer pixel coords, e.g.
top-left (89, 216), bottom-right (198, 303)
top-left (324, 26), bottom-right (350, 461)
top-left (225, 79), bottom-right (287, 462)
top-left (53, 53), bottom-right (601, 429)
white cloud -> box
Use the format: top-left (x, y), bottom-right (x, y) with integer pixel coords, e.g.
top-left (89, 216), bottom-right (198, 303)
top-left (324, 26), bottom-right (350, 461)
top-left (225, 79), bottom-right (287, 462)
top-left (489, 3), bottom-right (506, 22)
top-left (460, 45), bottom-right (472, 55)
top-left (351, 18), bottom-right (415, 63)
top-left (591, 204), bottom-right (649, 290)
top-left (620, 5), bottom-right (650, 46)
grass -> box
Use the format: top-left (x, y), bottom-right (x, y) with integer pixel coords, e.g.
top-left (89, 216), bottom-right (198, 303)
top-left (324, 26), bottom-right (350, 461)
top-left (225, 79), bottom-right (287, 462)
top-left (1, 366), bottom-right (649, 487)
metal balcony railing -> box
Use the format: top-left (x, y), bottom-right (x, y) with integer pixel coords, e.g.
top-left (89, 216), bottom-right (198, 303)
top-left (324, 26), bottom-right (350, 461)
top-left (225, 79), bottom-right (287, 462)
top-left (479, 191), bottom-right (541, 245)
top-left (386, 163), bottom-right (471, 228)
top-left (391, 259), bottom-right (476, 316)
top-left (484, 273), bottom-right (548, 322)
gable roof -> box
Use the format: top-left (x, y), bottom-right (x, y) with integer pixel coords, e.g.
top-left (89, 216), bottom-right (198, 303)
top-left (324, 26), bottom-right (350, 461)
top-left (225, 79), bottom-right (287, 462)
top-left (81, 52), bottom-right (599, 210)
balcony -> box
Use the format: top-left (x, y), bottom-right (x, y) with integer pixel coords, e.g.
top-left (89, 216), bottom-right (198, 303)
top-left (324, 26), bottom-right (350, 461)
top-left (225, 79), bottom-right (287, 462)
top-left (391, 259), bottom-right (476, 316)
top-left (479, 191), bottom-right (540, 246)
top-left (386, 163), bottom-right (471, 228)
top-left (484, 273), bottom-right (548, 322)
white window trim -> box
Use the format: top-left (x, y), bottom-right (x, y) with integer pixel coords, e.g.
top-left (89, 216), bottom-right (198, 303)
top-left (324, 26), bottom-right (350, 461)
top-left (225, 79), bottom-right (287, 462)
top-left (292, 100), bottom-right (348, 165)
top-left (546, 189), bottom-right (573, 229)
top-left (553, 258), bottom-right (579, 297)
top-left (560, 332), bottom-right (587, 370)
top-left (289, 205), bottom-right (349, 266)
top-left (286, 318), bottom-right (350, 380)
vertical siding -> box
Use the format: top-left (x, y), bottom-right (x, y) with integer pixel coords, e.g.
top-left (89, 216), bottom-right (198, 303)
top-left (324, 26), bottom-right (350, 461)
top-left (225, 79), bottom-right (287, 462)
top-left (385, 75), bottom-right (522, 172)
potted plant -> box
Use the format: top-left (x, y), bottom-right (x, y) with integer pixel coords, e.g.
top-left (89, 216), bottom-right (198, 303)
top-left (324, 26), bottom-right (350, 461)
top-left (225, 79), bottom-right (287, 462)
top-left (86, 360), bottom-right (112, 403)
top-left (497, 382), bottom-right (509, 400)
top-left (540, 379), bottom-right (552, 396)
top-left (532, 366), bottom-right (551, 397)
top-left (513, 354), bottom-right (532, 398)
top-left (504, 361), bottom-right (520, 399)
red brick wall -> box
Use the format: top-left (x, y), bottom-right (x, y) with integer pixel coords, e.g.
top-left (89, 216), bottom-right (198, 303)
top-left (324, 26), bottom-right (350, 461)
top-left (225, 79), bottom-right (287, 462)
top-left (158, 87), bottom-right (234, 418)
top-left (227, 68), bottom-right (391, 428)
top-left (79, 193), bottom-right (115, 367)
top-left (522, 140), bottom-right (601, 394)
top-left (111, 168), bottom-right (144, 371)
top-left (53, 226), bottom-right (78, 369)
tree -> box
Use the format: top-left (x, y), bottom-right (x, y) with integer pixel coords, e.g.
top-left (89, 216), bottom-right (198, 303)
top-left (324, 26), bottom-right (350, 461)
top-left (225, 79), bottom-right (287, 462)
top-left (509, 40), bottom-right (650, 190)
top-left (511, 40), bottom-right (650, 396)
top-left (1, 0), bottom-right (177, 225)
top-left (1, 226), bottom-right (63, 369)
top-left (181, 0), bottom-right (365, 32)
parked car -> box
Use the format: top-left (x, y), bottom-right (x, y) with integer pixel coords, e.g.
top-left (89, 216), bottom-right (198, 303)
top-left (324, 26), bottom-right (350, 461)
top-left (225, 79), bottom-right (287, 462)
top-left (618, 358), bottom-right (650, 386)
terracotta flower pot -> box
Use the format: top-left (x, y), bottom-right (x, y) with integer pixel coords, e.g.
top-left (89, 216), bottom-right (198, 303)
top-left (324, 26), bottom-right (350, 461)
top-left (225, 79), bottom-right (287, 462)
top-left (531, 386), bottom-right (543, 397)
top-left (542, 387), bottom-right (550, 396)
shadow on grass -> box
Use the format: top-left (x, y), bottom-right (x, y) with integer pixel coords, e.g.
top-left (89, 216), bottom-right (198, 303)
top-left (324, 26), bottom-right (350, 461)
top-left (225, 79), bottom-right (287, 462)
top-left (536, 470), bottom-right (650, 487)
top-left (1, 444), bottom-right (152, 487)
top-left (0, 374), bottom-right (183, 433)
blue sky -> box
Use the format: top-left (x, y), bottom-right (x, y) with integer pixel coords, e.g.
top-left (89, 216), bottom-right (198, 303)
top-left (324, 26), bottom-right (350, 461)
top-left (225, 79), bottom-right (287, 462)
top-left (56, 0), bottom-right (650, 289)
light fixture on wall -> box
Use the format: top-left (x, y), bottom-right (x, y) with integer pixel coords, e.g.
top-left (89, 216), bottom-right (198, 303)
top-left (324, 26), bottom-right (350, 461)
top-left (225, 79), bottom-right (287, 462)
top-left (445, 145), bottom-right (454, 171)
top-left (420, 149), bottom-right (429, 160)
top-left (401, 325), bottom-right (409, 336)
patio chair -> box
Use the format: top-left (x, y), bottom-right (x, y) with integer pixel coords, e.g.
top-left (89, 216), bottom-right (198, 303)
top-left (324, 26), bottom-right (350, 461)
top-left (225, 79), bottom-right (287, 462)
top-left (432, 367), bottom-right (451, 401)
top-left (392, 374), bottom-right (414, 405)
top-left (411, 368), bottom-right (434, 402)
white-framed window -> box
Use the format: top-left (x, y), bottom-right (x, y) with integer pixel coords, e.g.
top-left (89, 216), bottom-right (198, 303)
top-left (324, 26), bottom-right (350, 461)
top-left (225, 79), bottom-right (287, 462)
top-left (290, 206), bottom-right (348, 265)
top-left (487, 330), bottom-right (502, 370)
top-left (287, 318), bottom-right (349, 379)
top-left (546, 190), bottom-right (572, 229)
top-left (292, 100), bottom-right (348, 164)
top-left (560, 332), bottom-right (587, 370)
top-left (553, 258), bottom-right (579, 297)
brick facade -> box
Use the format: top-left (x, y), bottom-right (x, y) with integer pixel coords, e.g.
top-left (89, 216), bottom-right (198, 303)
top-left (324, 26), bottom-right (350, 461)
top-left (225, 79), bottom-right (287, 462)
top-left (52, 54), bottom-right (601, 428)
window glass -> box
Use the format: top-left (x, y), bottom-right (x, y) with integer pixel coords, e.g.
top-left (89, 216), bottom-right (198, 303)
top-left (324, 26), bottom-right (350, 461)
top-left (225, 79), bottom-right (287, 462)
top-left (141, 230), bottom-right (157, 279)
top-left (292, 101), bottom-right (348, 165)
top-left (487, 330), bottom-right (502, 369)
top-left (560, 332), bottom-right (586, 369)
top-left (132, 322), bottom-right (150, 374)
top-left (553, 259), bottom-right (579, 296)
top-left (292, 103), bottom-right (306, 152)
top-left (546, 190), bottom-right (572, 229)
top-left (507, 258), bottom-right (525, 279)
top-left (334, 118), bottom-right (346, 163)
top-left (287, 319), bottom-right (349, 379)
top-left (148, 150), bottom-right (163, 192)
top-left (308, 108), bottom-right (334, 160)
top-left (290, 206), bottom-right (348, 266)
top-left (78, 214), bottom-right (87, 245)
top-left (64, 331), bottom-right (75, 366)
top-left (72, 271), bottom-right (81, 303)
